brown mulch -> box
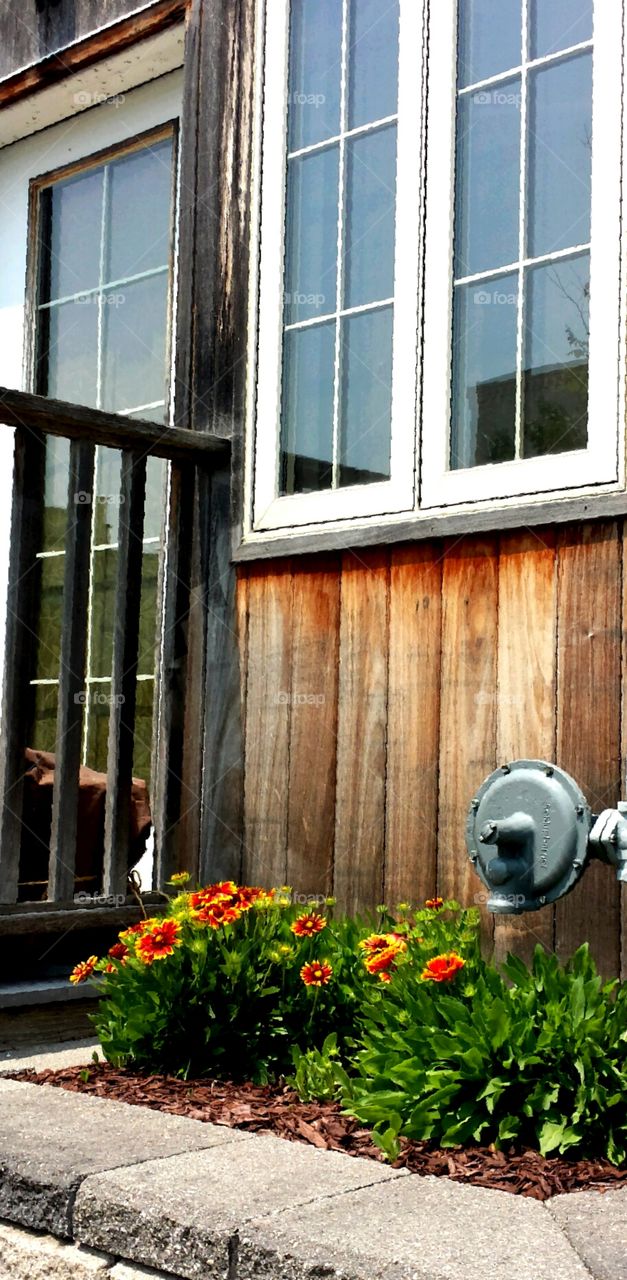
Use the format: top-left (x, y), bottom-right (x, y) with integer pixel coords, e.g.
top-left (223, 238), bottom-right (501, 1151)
top-left (9, 1062), bottom-right (627, 1202)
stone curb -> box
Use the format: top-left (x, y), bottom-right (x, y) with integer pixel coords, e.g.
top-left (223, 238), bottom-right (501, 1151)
top-left (0, 1077), bottom-right (624, 1280)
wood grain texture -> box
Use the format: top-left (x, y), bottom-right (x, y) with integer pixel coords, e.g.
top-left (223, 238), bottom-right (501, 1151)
top-left (333, 550), bottom-right (389, 914)
top-left (384, 544), bottom-right (442, 907)
top-left (555, 523), bottom-right (622, 977)
top-left (286, 557), bottom-right (340, 899)
top-left (242, 561), bottom-right (292, 889)
top-left (437, 538), bottom-right (498, 931)
top-left (493, 529), bottom-right (557, 966)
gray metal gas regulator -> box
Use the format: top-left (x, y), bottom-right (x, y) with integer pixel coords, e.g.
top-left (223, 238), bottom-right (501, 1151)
top-left (466, 759), bottom-right (627, 914)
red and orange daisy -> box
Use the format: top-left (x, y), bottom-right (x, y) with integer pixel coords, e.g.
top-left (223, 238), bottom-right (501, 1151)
top-left (193, 901), bottom-right (242, 928)
top-left (425, 897), bottom-right (444, 910)
top-left (136, 919), bottom-right (182, 965)
top-left (70, 955), bottom-right (98, 984)
top-left (291, 911), bottom-right (327, 938)
top-left (361, 932), bottom-right (407, 978)
top-left (421, 952), bottom-right (465, 983)
top-left (300, 960), bottom-right (333, 987)
top-left (108, 941), bottom-right (129, 962)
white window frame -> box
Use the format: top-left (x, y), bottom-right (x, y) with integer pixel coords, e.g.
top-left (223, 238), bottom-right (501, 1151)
top-left (421, 0), bottom-right (625, 508)
top-left (246, 0), bottom-right (626, 542)
top-left (251, 0), bottom-right (424, 532)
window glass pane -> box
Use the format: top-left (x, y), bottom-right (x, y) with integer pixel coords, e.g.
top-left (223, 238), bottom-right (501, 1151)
top-left (42, 438), bottom-right (70, 552)
top-left (31, 684), bottom-right (58, 756)
top-left (451, 274), bottom-right (519, 468)
top-left (85, 682), bottom-right (111, 773)
top-left (280, 322), bottom-right (336, 494)
top-left (523, 253), bottom-right (589, 457)
top-left (101, 274), bottom-right (169, 412)
top-left (527, 53), bottom-right (592, 259)
top-left (138, 543), bottom-right (160, 675)
top-left (339, 306), bottom-right (393, 486)
top-left (530, 0), bottom-right (592, 60)
top-left (93, 447), bottom-right (122, 546)
top-left (38, 299), bottom-right (98, 406)
top-left (288, 0), bottom-right (342, 151)
top-left (344, 125), bottom-right (397, 309)
top-left (33, 555), bottom-right (64, 681)
top-left (106, 136), bottom-right (174, 282)
top-left (42, 169), bottom-right (103, 300)
top-left (348, 0), bottom-right (400, 130)
top-left (89, 548), bottom-right (117, 679)
top-left (284, 148), bottom-right (339, 324)
top-left (133, 679), bottom-right (155, 784)
top-left (457, 0), bottom-right (521, 88)
top-left (455, 83), bottom-right (521, 278)
top-left (143, 457), bottom-right (167, 540)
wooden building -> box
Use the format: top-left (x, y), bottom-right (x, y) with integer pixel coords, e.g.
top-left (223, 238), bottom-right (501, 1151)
top-left (0, 0), bottom-right (625, 1031)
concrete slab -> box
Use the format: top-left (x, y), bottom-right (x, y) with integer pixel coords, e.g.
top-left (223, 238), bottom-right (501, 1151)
top-left (0, 1038), bottom-right (100, 1072)
top-left (0, 1220), bottom-right (112, 1280)
top-left (548, 1187), bottom-right (627, 1280)
top-left (0, 1077), bottom-right (243, 1239)
top-left (74, 1133), bottom-right (405, 1280)
top-left (238, 1175), bottom-right (594, 1280)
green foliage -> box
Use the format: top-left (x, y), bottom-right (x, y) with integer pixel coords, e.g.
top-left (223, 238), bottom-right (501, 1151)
top-left (346, 943), bottom-right (627, 1165)
top-left (287, 1034), bottom-right (351, 1102)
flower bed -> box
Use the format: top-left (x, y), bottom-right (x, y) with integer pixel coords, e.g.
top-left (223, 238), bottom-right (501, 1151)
top-left (69, 880), bottom-right (627, 1168)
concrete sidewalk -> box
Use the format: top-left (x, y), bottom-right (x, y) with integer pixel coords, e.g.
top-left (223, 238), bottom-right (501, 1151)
top-left (0, 1064), bottom-right (624, 1279)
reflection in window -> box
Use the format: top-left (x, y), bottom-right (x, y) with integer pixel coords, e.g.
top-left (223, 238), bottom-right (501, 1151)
top-left (451, 2), bottom-right (593, 469)
top-left (280, 0), bottom-right (400, 495)
top-left (30, 129), bottom-right (175, 788)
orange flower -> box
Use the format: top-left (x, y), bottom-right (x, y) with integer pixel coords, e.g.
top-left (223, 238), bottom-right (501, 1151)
top-left (378, 971), bottom-right (393, 984)
top-left (360, 933), bottom-right (394, 955)
top-left (136, 919), bottom-right (182, 965)
top-left (291, 912), bottom-right (327, 938)
top-left (425, 897), bottom-right (444, 910)
top-left (421, 952), bottom-right (465, 983)
top-left (193, 901), bottom-right (241, 928)
top-left (108, 941), bottom-right (129, 962)
top-left (364, 940), bottom-right (407, 975)
top-left (122, 918), bottom-right (156, 938)
top-left (235, 885), bottom-right (264, 911)
top-left (300, 960), bottom-right (333, 987)
top-left (70, 955), bottom-right (98, 984)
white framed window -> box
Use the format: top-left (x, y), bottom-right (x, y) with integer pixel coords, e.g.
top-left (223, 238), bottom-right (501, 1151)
top-left (247, 0), bottom-right (626, 539)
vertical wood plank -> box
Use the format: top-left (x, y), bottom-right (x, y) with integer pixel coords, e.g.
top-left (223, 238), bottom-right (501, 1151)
top-left (555, 523), bottom-right (622, 977)
top-left (0, 431), bottom-right (44, 902)
top-left (242, 561), bottom-right (292, 889)
top-left (333, 550), bottom-right (389, 914)
top-left (493, 529), bottom-right (557, 966)
top-left (103, 452), bottom-right (147, 898)
top-left (286, 557), bottom-right (340, 899)
top-left (384, 544), bottom-right (442, 907)
top-left (48, 440), bottom-right (95, 901)
top-left (437, 538), bottom-right (498, 930)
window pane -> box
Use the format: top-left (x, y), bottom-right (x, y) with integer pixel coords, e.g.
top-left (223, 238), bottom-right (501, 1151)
top-left (138, 543), bottom-right (160, 675)
top-left (344, 125), bottom-right (397, 309)
top-left (38, 298), bottom-right (99, 407)
top-left (106, 136), bottom-right (174, 282)
top-left (42, 438), bottom-right (70, 552)
top-left (288, 0), bottom-right (342, 151)
top-left (41, 169), bottom-right (103, 300)
top-left (90, 549), bottom-right (116, 679)
top-left (133, 679), bottom-right (155, 784)
top-left (530, 0), bottom-right (592, 60)
top-left (527, 53), bottom-right (592, 259)
top-left (33, 555), bottom-right (64, 681)
top-left (451, 275), bottom-right (519, 468)
top-left (284, 148), bottom-right (339, 323)
top-left (85, 683), bottom-right (111, 773)
top-left (348, 0), bottom-right (400, 130)
top-left (93, 447), bottom-right (122, 546)
top-left (455, 84), bottom-right (521, 278)
top-left (143, 458), bottom-right (167, 541)
top-left (31, 684), bottom-right (59, 756)
top-left (457, 0), bottom-right (521, 88)
top-left (101, 274), bottom-right (169, 412)
top-left (280, 322), bottom-right (335, 494)
top-left (339, 306), bottom-right (393, 487)
top-left (523, 254), bottom-right (589, 457)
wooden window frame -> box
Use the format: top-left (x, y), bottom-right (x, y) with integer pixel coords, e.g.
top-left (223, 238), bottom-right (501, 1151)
top-left (243, 0), bottom-right (627, 550)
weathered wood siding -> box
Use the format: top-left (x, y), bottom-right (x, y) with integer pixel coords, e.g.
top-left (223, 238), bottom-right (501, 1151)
top-left (237, 521), bottom-right (627, 977)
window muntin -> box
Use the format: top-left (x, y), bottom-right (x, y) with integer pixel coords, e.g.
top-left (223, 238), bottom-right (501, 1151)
top-left (30, 126), bottom-right (177, 783)
top-left (253, 0), bottom-right (423, 529)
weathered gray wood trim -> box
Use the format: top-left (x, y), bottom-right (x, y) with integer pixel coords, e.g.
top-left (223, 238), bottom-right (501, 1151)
top-left (0, 388), bottom-right (229, 460)
top-left (47, 439), bottom-right (95, 901)
top-left (0, 897), bottom-right (168, 935)
top-left (103, 451), bottom-right (147, 898)
top-left (234, 490), bottom-right (627, 562)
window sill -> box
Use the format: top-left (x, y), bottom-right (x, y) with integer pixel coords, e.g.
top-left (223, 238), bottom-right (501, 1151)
top-left (234, 485), bottom-right (627, 561)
